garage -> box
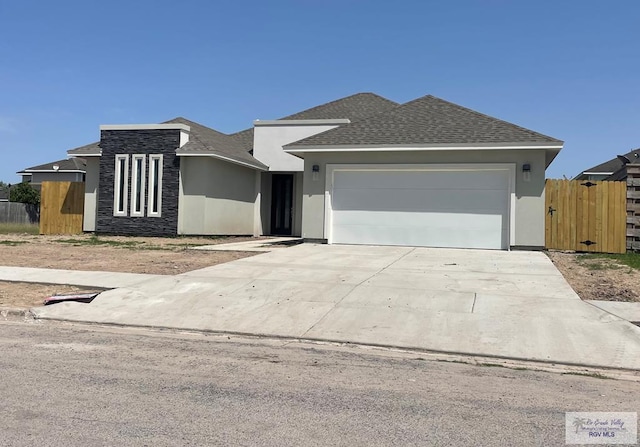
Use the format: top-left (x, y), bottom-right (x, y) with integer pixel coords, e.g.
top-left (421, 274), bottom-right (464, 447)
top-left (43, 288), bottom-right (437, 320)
top-left (326, 164), bottom-right (514, 250)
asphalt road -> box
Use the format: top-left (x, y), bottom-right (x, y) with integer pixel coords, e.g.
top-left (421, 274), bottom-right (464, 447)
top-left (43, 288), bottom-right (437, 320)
top-left (0, 320), bottom-right (638, 446)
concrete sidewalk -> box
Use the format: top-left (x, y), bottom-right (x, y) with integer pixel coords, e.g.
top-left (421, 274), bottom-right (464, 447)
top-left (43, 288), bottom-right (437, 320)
top-left (0, 266), bottom-right (161, 289)
top-left (30, 244), bottom-right (640, 370)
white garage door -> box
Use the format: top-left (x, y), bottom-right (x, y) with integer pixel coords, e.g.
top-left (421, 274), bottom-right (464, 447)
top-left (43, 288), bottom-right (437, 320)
top-left (329, 165), bottom-right (512, 250)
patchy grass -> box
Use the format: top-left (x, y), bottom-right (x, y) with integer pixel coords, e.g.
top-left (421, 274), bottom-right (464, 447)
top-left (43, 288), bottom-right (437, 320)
top-left (0, 240), bottom-right (29, 246)
top-left (55, 236), bottom-right (144, 248)
top-left (0, 223), bottom-right (39, 235)
top-left (581, 252), bottom-right (640, 271)
top-left (575, 256), bottom-right (624, 271)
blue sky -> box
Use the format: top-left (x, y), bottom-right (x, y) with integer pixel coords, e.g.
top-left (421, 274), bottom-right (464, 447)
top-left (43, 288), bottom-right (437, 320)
top-left (1, 0), bottom-right (638, 182)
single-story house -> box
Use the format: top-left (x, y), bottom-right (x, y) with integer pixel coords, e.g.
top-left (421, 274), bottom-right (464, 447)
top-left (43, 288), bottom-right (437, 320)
top-left (17, 158), bottom-right (87, 185)
top-left (574, 149), bottom-right (640, 181)
top-left (68, 92), bottom-right (563, 250)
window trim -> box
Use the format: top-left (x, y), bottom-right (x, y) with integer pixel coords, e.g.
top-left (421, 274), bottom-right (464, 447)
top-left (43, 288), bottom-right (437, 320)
top-left (113, 155), bottom-right (129, 216)
top-left (147, 154), bottom-right (163, 217)
top-left (130, 155), bottom-right (146, 217)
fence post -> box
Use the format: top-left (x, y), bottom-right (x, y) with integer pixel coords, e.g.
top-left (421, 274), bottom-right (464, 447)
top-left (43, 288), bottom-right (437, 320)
top-left (628, 164), bottom-right (640, 251)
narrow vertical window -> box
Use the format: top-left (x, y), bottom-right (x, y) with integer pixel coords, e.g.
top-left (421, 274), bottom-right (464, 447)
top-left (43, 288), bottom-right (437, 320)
top-left (130, 155), bottom-right (146, 217)
top-left (113, 155), bottom-right (129, 216)
top-left (147, 154), bottom-right (163, 217)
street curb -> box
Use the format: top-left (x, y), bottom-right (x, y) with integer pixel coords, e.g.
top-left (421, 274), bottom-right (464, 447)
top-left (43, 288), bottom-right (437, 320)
top-left (29, 314), bottom-right (640, 379)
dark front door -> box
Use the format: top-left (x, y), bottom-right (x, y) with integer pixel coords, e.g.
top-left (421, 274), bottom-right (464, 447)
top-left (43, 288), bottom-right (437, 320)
top-left (271, 174), bottom-right (293, 235)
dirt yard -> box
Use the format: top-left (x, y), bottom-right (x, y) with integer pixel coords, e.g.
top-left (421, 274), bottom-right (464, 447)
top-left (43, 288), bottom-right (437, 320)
top-left (0, 282), bottom-right (104, 309)
top-left (547, 251), bottom-right (640, 302)
top-left (0, 234), bottom-right (265, 309)
top-left (0, 233), bottom-right (259, 275)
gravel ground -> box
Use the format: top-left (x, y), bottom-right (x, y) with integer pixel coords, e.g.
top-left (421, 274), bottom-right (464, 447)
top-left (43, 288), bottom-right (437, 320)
top-left (547, 251), bottom-right (640, 302)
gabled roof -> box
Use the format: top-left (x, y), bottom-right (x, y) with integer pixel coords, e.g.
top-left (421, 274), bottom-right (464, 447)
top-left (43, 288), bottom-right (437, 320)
top-left (167, 117), bottom-right (267, 170)
top-left (280, 92), bottom-right (398, 121)
top-left (67, 141), bottom-right (101, 156)
top-left (229, 92), bottom-right (399, 151)
top-left (579, 149), bottom-right (640, 176)
top-left (285, 95), bottom-right (563, 148)
top-left (18, 157), bottom-right (87, 174)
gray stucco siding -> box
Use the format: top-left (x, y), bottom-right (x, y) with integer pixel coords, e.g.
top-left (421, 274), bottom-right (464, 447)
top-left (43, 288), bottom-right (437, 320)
top-left (83, 158), bottom-right (100, 231)
top-left (178, 157), bottom-right (256, 235)
top-left (300, 149), bottom-right (547, 248)
top-left (96, 129), bottom-right (180, 236)
top-left (28, 172), bottom-right (84, 184)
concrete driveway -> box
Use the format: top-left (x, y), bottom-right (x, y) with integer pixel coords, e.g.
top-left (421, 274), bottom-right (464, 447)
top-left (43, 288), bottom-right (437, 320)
top-left (33, 244), bottom-right (640, 370)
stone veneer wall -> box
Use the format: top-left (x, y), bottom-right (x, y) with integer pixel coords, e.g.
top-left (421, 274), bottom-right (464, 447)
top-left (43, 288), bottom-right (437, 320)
top-left (627, 164), bottom-right (640, 251)
top-left (96, 129), bottom-right (180, 236)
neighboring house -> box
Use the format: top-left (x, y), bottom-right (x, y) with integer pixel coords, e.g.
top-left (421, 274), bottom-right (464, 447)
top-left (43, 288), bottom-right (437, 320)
top-left (574, 149), bottom-right (640, 181)
top-left (17, 158), bottom-right (87, 186)
top-left (0, 189), bottom-right (8, 202)
top-left (68, 92), bottom-right (563, 250)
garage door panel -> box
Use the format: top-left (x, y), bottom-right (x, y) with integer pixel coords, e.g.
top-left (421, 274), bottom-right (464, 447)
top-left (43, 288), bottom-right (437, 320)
top-left (334, 170), bottom-right (509, 191)
top-left (332, 223), bottom-right (506, 249)
top-left (333, 210), bottom-right (504, 229)
top-left (333, 188), bottom-right (507, 213)
top-left (329, 166), bottom-right (511, 250)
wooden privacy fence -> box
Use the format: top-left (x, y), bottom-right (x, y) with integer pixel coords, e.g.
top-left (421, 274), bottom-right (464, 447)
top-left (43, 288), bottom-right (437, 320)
top-left (545, 179), bottom-right (627, 254)
top-left (40, 181), bottom-right (84, 235)
top-left (628, 164), bottom-right (640, 251)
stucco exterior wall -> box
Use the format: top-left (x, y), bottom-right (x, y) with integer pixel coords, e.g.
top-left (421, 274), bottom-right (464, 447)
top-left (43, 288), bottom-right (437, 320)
top-left (83, 158), bottom-right (100, 231)
top-left (29, 172), bottom-right (84, 184)
top-left (300, 149), bottom-right (547, 248)
top-left (252, 123), bottom-right (339, 171)
top-left (178, 157), bottom-right (256, 235)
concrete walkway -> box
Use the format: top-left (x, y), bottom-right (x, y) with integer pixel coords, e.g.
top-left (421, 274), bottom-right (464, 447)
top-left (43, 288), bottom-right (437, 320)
top-left (30, 244), bottom-right (640, 370)
top-left (587, 300), bottom-right (640, 324)
top-left (0, 266), bottom-right (161, 289)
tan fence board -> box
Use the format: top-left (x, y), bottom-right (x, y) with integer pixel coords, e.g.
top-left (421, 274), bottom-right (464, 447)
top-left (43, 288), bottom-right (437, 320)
top-left (39, 181), bottom-right (84, 235)
top-left (545, 179), bottom-right (626, 254)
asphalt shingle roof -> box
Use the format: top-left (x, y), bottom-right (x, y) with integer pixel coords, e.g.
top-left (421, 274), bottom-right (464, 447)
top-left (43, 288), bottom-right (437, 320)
top-left (167, 117), bottom-right (267, 169)
top-left (229, 93), bottom-right (399, 151)
top-left (18, 157), bottom-right (87, 173)
top-left (580, 149), bottom-right (640, 174)
top-left (67, 142), bottom-right (101, 156)
top-left (286, 95), bottom-right (563, 148)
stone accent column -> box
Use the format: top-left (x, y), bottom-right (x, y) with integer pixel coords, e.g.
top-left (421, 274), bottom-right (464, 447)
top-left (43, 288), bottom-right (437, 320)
top-left (628, 164), bottom-right (640, 251)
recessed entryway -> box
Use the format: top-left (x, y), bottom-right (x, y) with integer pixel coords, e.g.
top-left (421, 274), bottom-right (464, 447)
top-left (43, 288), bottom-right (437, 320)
top-left (271, 173), bottom-right (293, 235)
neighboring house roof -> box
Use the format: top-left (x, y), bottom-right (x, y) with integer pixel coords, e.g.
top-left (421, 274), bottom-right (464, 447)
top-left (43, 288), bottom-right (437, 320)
top-left (285, 95), bottom-right (563, 148)
top-left (229, 92), bottom-right (399, 151)
top-left (17, 157), bottom-right (87, 174)
top-left (168, 117), bottom-right (268, 170)
top-left (576, 148), bottom-right (640, 178)
top-left (67, 142), bottom-right (102, 156)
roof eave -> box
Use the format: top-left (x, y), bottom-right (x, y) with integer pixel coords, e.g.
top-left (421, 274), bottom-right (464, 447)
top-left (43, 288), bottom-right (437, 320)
top-left (284, 142), bottom-right (564, 153)
top-left (68, 152), bottom-right (102, 157)
top-left (176, 151), bottom-right (268, 171)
